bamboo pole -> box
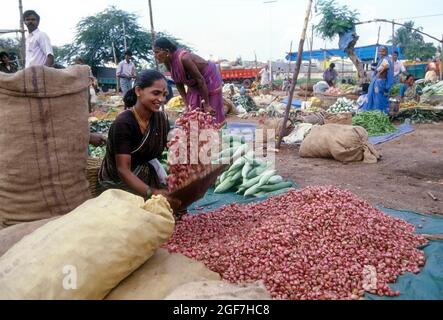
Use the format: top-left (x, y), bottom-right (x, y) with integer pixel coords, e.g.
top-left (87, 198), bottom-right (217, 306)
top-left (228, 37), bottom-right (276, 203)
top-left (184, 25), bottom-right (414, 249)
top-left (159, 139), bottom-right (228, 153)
top-left (122, 21), bottom-right (128, 52)
top-left (277, 0), bottom-right (313, 149)
top-left (112, 41), bottom-right (119, 93)
top-left (148, 0), bottom-right (159, 71)
top-left (287, 41), bottom-right (293, 81)
top-left (18, 0), bottom-right (26, 68)
top-left (440, 34), bottom-right (443, 80)
top-left (305, 24), bottom-right (314, 101)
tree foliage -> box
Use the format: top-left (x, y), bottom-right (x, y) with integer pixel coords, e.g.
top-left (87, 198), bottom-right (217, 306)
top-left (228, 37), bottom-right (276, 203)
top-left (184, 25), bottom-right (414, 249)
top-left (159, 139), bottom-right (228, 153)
top-left (315, 0), bottom-right (359, 40)
top-left (0, 38), bottom-right (21, 59)
top-left (391, 21), bottom-right (437, 61)
top-left (58, 6), bottom-right (188, 69)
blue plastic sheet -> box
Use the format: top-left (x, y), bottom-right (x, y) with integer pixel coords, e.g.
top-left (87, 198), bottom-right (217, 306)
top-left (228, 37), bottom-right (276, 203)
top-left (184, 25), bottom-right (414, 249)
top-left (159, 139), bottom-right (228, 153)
top-left (368, 124), bottom-right (415, 145)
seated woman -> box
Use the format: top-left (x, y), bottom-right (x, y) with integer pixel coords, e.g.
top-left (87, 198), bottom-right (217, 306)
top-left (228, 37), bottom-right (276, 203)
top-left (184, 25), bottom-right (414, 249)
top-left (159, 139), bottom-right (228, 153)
top-left (98, 70), bottom-right (179, 208)
top-left (153, 37), bottom-right (225, 124)
top-left (400, 75), bottom-right (421, 103)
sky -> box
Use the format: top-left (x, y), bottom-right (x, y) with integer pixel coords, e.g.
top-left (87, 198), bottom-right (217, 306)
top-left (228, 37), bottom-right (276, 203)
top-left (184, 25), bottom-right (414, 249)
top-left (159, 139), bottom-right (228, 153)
top-left (1, 0), bottom-right (442, 62)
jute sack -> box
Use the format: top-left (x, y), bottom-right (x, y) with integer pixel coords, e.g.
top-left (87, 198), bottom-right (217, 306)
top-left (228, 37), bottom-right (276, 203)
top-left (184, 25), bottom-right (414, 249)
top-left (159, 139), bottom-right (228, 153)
top-left (324, 112), bottom-right (353, 125)
top-left (0, 66), bottom-right (91, 228)
top-left (164, 281), bottom-right (272, 300)
top-left (299, 124), bottom-right (381, 164)
top-left (0, 190), bottom-right (175, 300)
top-left (106, 249), bottom-right (221, 300)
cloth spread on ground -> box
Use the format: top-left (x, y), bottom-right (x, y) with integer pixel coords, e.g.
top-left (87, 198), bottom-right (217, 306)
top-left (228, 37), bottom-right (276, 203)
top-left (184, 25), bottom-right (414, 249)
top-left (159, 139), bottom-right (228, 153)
top-left (188, 189), bottom-right (443, 300)
top-left (368, 124), bottom-right (414, 145)
top-left (281, 98), bottom-right (302, 108)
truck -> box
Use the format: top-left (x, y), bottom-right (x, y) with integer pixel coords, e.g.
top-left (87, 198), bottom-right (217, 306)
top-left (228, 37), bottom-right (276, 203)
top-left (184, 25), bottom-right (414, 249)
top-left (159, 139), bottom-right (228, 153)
top-left (219, 68), bottom-right (258, 82)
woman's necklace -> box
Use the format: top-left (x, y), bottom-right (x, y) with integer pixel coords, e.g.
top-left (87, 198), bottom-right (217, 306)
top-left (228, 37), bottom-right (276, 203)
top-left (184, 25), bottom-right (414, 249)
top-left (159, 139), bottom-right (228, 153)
top-left (132, 107), bottom-right (150, 135)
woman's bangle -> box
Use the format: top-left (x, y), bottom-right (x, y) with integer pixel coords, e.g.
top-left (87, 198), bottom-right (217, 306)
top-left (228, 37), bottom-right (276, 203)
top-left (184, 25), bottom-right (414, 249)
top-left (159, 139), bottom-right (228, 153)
top-left (146, 187), bottom-right (153, 199)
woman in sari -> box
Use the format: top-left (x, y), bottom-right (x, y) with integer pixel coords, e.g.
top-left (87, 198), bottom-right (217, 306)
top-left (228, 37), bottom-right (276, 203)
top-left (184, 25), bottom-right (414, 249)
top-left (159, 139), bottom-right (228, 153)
top-left (400, 75), bottom-right (421, 103)
top-left (364, 46), bottom-right (394, 114)
top-left (153, 37), bottom-right (225, 124)
top-left (98, 70), bottom-right (179, 208)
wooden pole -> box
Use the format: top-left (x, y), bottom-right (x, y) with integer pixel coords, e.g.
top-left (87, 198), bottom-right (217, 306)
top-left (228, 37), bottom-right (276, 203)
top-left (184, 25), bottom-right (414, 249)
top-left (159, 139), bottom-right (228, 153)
top-left (375, 25), bottom-right (381, 61)
top-left (440, 34), bottom-right (443, 80)
top-left (254, 50), bottom-right (259, 81)
top-left (18, 0), bottom-right (26, 68)
top-left (392, 20), bottom-right (396, 79)
top-left (287, 41), bottom-right (293, 81)
top-left (112, 41), bottom-right (120, 93)
top-left (148, 0), bottom-right (159, 71)
top-left (305, 24), bottom-right (314, 100)
top-left (123, 21), bottom-right (128, 52)
top-left (277, 0), bottom-right (313, 149)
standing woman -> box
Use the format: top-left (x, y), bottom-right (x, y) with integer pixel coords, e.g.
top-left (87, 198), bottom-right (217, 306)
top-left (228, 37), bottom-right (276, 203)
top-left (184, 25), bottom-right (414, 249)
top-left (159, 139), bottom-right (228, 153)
top-left (98, 70), bottom-right (179, 207)
top-left (154, 37), bottom-right (225, 124)
top-left (364, 46), bottom-right (394, 114)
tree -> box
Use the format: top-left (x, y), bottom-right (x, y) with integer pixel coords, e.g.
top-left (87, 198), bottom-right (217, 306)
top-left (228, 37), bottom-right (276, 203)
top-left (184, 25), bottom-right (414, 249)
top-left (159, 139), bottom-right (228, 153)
top-left (0, 38), bottom-right (21, 60)
top-left (58, 6), bottom-right (188, 69)
top-left (391, 21), bottom-right (437, 61)
top-left (315, 0), bottom-right (366, 83)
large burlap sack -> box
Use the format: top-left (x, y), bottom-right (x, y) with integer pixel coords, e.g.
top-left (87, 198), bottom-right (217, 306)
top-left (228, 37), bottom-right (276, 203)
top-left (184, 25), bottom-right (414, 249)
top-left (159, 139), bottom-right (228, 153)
top-left (106, 249), bottom-right (221, 300)
top-left (0, 190), bottom-right (175, 300)
top-left (299, 124), bottom-right (381, 164)
top-left (164, 281), bottom-right (272, 300)
top-left (324, 112), bottom-right (353, 125)
top-left (0, 65), bottom-right (91, 228)
top-left (0, 217), bottom-right (57, 257)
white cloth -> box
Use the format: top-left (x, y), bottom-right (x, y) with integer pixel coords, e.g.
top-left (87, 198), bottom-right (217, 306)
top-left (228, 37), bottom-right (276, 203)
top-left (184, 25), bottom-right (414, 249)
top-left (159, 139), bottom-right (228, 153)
top-left (259, 68), bottom-right (270, 86)
top-left (117, 60), bottom-right (136, 78)
top-left (25, 29), bottom-right (53, 68)
top-left (393, 60), bottom-right (406, 77)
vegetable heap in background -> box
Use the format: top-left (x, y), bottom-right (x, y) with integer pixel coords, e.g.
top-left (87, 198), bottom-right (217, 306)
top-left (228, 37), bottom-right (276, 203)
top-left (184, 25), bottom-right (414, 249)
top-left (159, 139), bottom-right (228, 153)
top-left (213, 136), bottom-right (292, 198)
top-left (352, 111), bottom-right (398, 136)
top-left (89, 145), bottom-right (106, 159)
top-left (166, 96), bottom-right (185, 111)
top-left (327, 97), bottom-right (355, 114)
top-left (389, 84), bottom-right (401, 97)
top-left (393, 108), bottom-right (443, 124)
top-left (420, 81), bottom-right (443, 104)
top-left (89, 120), bottom-right (113, 135)
top-left (167, 110), bottom-right (222, 192)
top-left (232, 95), bottom-right (258, 112)
top-left (165, 186), bottom-right (426, 300)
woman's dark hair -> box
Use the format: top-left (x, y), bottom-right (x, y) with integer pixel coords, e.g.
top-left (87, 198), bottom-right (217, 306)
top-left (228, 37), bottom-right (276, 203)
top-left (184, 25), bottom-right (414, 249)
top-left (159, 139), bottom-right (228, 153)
top-left (330, 63), bottom-right (335, 69)
top-left (154, 37), bottom-right (178, 52)
top-left (406, 74), bottom-right (414, 81)
top-left (123, 70), bottom-right (167, 108)
top-left (23, 10), bottom-right (40, 21)
top-left (0, 51), bottom-right (9, 59)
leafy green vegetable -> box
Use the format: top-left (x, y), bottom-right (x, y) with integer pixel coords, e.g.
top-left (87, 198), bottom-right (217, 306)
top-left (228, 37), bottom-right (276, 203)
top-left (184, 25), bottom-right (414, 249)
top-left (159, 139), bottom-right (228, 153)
top-left (352, 111), bottom-right (398, 136)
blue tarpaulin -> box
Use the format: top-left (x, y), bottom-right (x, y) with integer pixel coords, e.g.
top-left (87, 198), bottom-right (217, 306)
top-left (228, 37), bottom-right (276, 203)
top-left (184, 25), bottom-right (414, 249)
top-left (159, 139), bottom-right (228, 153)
top-left (286, 44), bottom-right (404, 62)
top-left (368, 124), bottom-right (415, 145)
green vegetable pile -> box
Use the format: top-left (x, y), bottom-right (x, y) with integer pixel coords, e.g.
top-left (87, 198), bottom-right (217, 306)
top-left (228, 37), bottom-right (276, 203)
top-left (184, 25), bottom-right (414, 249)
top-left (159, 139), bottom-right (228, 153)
top-left (232, 95), bottom-right (258, 112)
top-left (393, 108), bottom-right (443, 124)
top-left (213, 135), bottom-right (293, 197)
top-left (420, 81), bottom-right (443, 104)
top-left (327, 97), bottom-right (355, 113)
top-left (89, 145), bottom-right (106, 159)
top-left (352, 111), bottom-right (398, 137)
top-left (389, 84), bottom-right (401, 97)
top-left (89, 120), bottom-right (113, 134)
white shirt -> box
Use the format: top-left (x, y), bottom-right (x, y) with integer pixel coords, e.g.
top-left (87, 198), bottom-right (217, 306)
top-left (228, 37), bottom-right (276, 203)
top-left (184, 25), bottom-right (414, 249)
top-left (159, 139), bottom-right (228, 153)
top-left (260, 68), bottom-right (270, 86)
top-left (25, 29), bottom-right (53, 68)
top-left (393, 60), bottom-right (406, 77)
top-left (116, 60), bottom-right (136, 78)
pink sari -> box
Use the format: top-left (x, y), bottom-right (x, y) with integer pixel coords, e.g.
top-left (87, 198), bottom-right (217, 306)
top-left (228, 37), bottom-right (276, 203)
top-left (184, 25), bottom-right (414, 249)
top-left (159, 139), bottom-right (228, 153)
top-left (170, 49), bottom-right (225, 123)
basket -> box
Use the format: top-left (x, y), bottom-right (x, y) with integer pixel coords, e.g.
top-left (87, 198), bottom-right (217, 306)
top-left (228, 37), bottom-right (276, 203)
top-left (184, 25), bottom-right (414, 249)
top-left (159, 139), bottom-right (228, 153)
top-left (86, 157), bottom-right (103, 198)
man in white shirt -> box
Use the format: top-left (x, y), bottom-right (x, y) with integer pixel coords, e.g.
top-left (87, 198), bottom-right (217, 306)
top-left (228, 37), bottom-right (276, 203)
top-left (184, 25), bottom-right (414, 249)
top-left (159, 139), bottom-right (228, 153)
top-left (392, 51), bottom-right (407, 84)
top-left (259, 65), bottom-right (270, 86)
top-left (117, 50), bottom-right (137, 96)
top-left (23, 10), bottom-right (54, 68)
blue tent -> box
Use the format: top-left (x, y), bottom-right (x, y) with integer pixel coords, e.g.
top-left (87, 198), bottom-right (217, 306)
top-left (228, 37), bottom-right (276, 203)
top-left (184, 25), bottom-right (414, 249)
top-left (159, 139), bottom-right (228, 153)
top-left (286, 44), bottom-right (404, 62)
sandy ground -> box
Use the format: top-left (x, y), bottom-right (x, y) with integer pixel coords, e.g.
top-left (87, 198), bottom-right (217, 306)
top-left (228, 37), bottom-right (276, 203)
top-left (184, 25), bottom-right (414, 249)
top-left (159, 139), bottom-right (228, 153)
top-left (227, 114), bottom-right (443, 215)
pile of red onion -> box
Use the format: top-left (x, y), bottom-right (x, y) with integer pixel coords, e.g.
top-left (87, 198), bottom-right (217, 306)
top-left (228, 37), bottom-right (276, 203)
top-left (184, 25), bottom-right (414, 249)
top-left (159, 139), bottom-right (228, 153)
top-left (167, 110), bottom-right (221, 192)
top-left (165, 186), bottom-right (427, 300)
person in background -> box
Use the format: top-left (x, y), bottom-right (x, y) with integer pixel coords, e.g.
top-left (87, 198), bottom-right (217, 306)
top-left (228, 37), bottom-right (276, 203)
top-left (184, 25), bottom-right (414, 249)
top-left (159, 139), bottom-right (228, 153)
top-left (154, 37), bottom-right (225, 124)
top-left (240, 79), bottom-right (252, 96)
top-left (259, 65), bottom-right (271, 86)
top-left (117, 50), bottom-right (137, 99)
top-left (392, 51), bottom-right (407, 84)
top-left (0, 52), bottom-right (18, 73)
top-left (98, 70), bottom-right (180, 209)
top-left (323, 63), bottom-right (338, 87)
top-left (23, 10), bottom-right (54, 68)
top-left (363, 46), bottom-right (393, 114)
top-left (400, 75), bottom-right (421, 103)
top-left (425, 59), bottom-right (439, 83)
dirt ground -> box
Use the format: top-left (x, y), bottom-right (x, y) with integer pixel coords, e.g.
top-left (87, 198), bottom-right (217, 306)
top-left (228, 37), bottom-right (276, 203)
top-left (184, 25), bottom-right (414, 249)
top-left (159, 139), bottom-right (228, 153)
top-left (227, 115), bottom-right (443, 215)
